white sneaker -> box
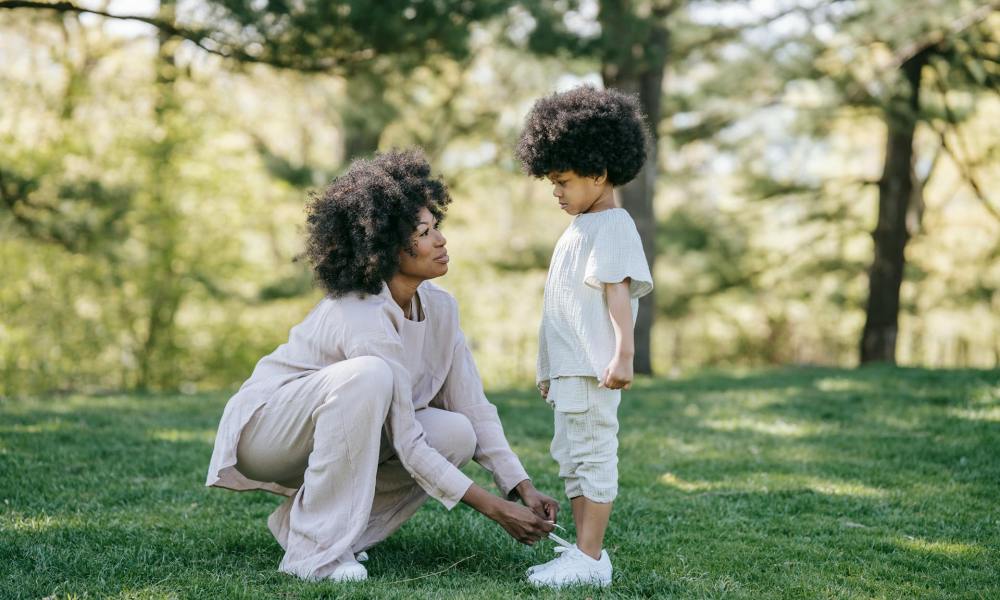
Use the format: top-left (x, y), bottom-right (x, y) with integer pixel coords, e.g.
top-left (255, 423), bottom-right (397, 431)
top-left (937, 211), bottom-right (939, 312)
top-left (328, 556), bottom-right (367, 582)
top-left (527, 546), bottom-right (612, 588)
top-left (526, 545), bottom-right (572, 576)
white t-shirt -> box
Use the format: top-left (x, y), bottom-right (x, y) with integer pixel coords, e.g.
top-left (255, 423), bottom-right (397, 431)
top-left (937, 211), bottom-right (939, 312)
top-left (537, 207), bottom-right (654, 384)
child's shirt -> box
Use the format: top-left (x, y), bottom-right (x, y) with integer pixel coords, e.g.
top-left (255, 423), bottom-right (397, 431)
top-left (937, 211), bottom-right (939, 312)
top-left (537, 207), bottom-right (653, 385)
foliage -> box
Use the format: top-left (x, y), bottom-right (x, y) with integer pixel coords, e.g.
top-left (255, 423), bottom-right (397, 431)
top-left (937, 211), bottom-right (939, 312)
top-left (1, 3), bottom-right (999, 395)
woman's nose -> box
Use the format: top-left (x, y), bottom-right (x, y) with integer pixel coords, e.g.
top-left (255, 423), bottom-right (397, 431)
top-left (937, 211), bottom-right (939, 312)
top-left (435, 230), bottom-right (447, 246)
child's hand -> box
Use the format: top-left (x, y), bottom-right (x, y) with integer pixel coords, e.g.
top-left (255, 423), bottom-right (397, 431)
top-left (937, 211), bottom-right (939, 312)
top-left (601, 356), bottom-right (633, 390)
top-left (537, 380), bottom-right (550, 399)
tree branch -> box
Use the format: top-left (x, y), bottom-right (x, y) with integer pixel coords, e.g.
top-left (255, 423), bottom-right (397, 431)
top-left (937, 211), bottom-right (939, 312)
top-left (887, 1), bottom-right (999, 72)
top-left (0, 0), bottom-right (356, 72)
top-left (929, 63), bottom-right (1000, 222)
top-left (672, 0), bottom-right (844, 57)
top-left (845, 3), bottom-right (999, 104)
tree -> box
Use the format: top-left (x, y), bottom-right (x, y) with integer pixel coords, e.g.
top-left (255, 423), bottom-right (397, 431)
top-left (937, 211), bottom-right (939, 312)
top-left (721, 2), bottom-right (999, 368)
top-left (849, 4), bottom-right (999, 363)
top-left (0, 1), bottom-right (514, 179)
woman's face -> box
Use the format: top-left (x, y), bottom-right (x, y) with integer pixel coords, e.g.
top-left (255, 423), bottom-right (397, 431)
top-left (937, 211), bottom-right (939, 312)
top-left (397, 206), bottom-right (449, 280)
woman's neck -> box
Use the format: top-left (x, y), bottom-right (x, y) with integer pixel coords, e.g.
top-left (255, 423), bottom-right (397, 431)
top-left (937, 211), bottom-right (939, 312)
top-left (387, 274), bottom-right (422, 319)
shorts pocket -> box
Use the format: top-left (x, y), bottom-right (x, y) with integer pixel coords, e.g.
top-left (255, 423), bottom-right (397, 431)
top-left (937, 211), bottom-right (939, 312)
top-left (550, 377), bottom-right (589, 413)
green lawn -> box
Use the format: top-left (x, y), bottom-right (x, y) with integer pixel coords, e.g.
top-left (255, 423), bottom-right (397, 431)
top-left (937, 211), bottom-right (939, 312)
top-left (2, 367), bottom-right (999, 599)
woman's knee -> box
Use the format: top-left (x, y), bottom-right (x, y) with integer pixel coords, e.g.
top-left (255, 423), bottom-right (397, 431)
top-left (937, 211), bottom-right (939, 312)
top-left (351, 355), bottom-right (394, 384)
top-left (310, 357), bottom-right (394, 429)
top-left (319, 355), bottom-right (394, 400)
top-left (423, 410), bottom-right (476, 467)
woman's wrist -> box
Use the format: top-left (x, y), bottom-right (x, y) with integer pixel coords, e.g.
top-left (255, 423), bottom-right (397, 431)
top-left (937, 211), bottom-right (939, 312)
top-left (485, 494), bottom-right (509, 520)
top-left (514, 479), bottom-right (536, 499)
top-left (463, 483), bottom-right (501, 519)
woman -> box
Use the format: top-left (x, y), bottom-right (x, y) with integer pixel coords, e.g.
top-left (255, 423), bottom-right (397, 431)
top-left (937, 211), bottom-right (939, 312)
top-left (205, 149), bottom-right (558, 581)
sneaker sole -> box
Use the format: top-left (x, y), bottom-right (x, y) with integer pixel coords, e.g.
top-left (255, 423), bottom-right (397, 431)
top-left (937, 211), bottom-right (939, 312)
top-left (528, 574), bottom-right (611, 588)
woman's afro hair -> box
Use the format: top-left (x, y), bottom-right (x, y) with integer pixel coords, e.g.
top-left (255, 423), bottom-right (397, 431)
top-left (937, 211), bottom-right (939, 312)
top-left (304, 148), bottom-right (450, 297)
top-left (516, 86), bottom-right (649, 186)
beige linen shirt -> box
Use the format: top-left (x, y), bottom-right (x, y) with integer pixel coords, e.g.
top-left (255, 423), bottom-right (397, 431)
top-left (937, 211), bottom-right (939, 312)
top-left (205, 281), bottom-right (530, 509)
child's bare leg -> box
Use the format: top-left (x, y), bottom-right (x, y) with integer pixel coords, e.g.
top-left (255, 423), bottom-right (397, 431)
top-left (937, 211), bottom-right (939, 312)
top-left (570, 495), bottom-right (584, 533)
top-left (572, 496), bottom-right (612, 560)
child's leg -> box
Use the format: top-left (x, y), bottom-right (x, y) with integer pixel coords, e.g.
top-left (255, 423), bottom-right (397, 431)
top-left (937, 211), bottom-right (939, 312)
top-left (529, 378), bottom-right (618, 587)
top-left (572, 496), bottom-right (612, 560)
top-left (550, 376), bottom-right (619, 548)
top-left (571, 495), bottom-right (583, 533)
top-left (565, 380), bottom-right (620, 558)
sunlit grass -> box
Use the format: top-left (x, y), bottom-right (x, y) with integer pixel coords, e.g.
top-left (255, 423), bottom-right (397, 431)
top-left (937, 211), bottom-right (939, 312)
top-left (1, 366), bottom-right (998, 598)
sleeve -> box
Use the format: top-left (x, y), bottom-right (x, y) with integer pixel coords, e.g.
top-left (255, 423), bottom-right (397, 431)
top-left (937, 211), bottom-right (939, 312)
top-left (535, 319), bottom-right (550, 386)
top-left (433, 330), bottom-right (532, 500)
top-left (346, 333), bottom-right (474, 510)
top-left (583, 212), bottom-right (653, 299)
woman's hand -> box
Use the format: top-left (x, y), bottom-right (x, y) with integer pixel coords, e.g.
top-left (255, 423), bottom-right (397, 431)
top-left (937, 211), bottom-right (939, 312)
top-left (514, 480), bottom-right (560, 522)
top-left (490, 499), bottom-right (555, 545)
top-left (462, 483), bottom-right (554, 545)
top-left (537, 380), bottom-right (550, 400)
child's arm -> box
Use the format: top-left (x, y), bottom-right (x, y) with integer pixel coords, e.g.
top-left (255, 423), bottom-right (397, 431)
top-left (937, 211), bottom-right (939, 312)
top-left (602, 279), bottom-right (634, 390)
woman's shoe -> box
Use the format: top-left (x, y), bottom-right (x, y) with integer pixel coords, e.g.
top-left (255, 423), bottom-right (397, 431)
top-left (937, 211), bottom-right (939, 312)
top-left (329, 557), bottom-right (367, 582)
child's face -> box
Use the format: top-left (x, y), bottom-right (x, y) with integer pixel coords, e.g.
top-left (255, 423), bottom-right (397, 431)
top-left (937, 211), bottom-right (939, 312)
top-left (546, 170), bottom-right (608, 215)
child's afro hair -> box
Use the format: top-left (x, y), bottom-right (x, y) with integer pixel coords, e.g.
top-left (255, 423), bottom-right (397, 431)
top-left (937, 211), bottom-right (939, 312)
top-left (516, 86), bottom-right (649, 186)
top-left (304, 148), bottom-right (450, 297)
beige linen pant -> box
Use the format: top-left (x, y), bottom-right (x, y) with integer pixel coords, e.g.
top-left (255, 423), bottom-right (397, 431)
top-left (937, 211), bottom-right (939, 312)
top-left (234, 356), bottom-right (477, 580)
top-left (548, 376), bottom-right (621, 503)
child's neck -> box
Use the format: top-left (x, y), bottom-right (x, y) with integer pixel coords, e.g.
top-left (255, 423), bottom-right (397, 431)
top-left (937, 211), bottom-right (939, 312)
top-left (582, 185), bottom-right (616, 214)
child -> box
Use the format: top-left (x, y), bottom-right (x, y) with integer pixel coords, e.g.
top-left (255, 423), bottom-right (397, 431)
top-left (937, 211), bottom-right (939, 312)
top-left (516, 86), bottom-right (653, 588)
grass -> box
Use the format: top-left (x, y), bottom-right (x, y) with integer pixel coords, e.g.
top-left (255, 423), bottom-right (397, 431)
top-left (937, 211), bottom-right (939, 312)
top-left (1, 366), bottom-right (999, 599)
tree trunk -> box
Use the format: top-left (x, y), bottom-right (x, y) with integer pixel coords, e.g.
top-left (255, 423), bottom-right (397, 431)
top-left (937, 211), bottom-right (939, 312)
top-left (599, 1), bottom-right (668, 374)
top-left (137, 0), bottom-right (183, 390)
top-left (341, 72), bottom-right (395, 161)
top-left (859, 50), bottom-right (929, 365)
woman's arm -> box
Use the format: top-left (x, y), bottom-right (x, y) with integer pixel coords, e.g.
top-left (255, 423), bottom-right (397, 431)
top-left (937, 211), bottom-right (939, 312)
top-left (436, 327), bottom-right (560, 522)
top-left (434, 332), bottom-right (532, 497)
top-left (461, 483), bottom-right (555, 544)
top-left (602, 279), bottom-right (634, 390)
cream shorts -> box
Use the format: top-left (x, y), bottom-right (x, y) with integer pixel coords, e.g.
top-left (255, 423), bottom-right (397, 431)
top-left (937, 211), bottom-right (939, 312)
top-left (548, 376), bottom-right (620, 503)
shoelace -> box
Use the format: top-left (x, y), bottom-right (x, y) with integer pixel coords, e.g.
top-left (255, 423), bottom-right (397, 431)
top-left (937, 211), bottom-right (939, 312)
top-left (548, 522), bottom-right (574, 549)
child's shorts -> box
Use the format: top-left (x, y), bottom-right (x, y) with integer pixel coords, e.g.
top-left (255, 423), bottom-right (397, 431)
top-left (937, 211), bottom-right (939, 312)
top-left (548, 376), bottom-right (621, 503)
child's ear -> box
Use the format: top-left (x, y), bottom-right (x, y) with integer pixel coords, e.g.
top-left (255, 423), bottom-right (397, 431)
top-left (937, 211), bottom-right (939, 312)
top-left (593, 171), bottom-right (608, 186)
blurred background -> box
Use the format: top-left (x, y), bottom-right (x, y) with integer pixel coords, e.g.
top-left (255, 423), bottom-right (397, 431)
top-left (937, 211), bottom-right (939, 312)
top-left (1, 0), bottom-right (997, 396)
